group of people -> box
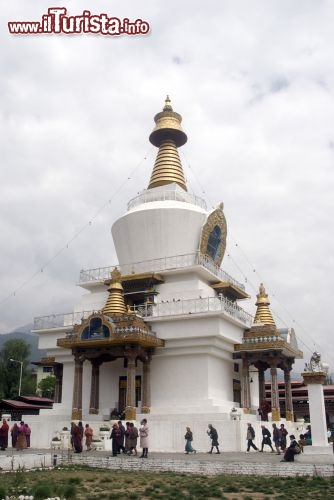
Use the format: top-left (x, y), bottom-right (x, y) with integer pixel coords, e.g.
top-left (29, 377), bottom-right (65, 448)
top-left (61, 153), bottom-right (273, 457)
top-left (109, 420), bottom-right (141, 457)
top-left (70, 421), bottom-right (100, 453)
top-left (182, 424), bottom-right (219, 455)
top-left (0, 419), bottom-right (31, 451)
top-left (246, 422), bottom-right (303, 462)
top-left (70, 418), bottom-right (148, 458)
top-left (183, 422), bottom-right (304, 462)
top-left (70, 421), bottom-right (85, 453)
top-left (2, 416), bottom-right (312, 462)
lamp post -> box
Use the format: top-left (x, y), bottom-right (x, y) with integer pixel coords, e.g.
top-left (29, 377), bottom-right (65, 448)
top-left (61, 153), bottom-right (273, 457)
top-left (10, 358), bottom-right (23, 396)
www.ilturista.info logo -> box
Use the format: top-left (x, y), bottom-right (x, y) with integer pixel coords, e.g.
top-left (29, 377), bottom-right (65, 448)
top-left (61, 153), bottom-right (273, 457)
top-left (8, 7), bottom-right (150, 36)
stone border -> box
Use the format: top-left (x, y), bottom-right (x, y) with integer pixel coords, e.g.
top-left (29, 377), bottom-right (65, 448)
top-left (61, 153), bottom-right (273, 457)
top-left (56, 454), bottom-right (334, 477)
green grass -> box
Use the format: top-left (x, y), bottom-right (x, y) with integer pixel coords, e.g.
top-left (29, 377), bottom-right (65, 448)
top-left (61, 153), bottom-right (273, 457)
top-left (0, 466), bottom-right (333, 499)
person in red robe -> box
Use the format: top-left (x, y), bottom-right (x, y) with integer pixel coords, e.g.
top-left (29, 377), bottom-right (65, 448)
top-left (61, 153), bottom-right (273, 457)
top-left (10, 423), bottom-right (19, 448)
top-left (0, 418), bottom-right (9, 450)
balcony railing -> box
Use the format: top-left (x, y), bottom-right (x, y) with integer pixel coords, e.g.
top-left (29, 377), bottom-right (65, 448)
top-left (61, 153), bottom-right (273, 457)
top-left (33, 296), bottom-right (253, 331)
top-left (127, 188), bottom-right (207, 211)
top-left (134, 296), bottom-right (253, 326)
top-left (33, 310), bottom-right (94, 330)
top-left (79, 251), bottom-right (246, 291)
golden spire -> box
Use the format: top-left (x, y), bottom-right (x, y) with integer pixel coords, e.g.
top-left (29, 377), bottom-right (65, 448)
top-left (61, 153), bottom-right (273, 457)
top-left (253, 283), bottom-right (276, 326)
top-left (148, 96), bottom-right (188, 191)
top-left (102, 268), bottom-right (127, 316)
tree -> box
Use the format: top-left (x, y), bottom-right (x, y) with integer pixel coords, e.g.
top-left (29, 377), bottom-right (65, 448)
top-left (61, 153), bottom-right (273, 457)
top-left (0, 339), bottom-right (32, 398)
top-left (38, 375), bottom-right (56, 398)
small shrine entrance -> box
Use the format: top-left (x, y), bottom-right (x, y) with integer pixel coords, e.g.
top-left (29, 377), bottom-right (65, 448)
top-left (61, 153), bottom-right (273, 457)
top-left (234, 284), bottom-right (303, 421)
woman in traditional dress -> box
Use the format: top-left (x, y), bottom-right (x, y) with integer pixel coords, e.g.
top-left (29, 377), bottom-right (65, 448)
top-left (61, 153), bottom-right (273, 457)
top-left (128, 422), bottom-right (138, 456)
top-left (0, 418), bottom-right (9, 450)
top-left (84, 423), bottom-right (93, 451)
top-left (139, 418), bottom-right (149, 458)
top-left (184, 426), bottom-right (196, 454)
top-left (23, 423), bottom-right (31, 447)
top-left (10, 422), bottom-right (19, 448)
top-left (110, 423), bottom-right (121, 457)
top-left (207, 424), bottom-right (220, 454)
top-left (71, 422), bottom-right (83, 453)
top-left (16, 421), bottom-right (27, 450)
top-left (124, 422), bottom-right (131, 454)
top-left (280, 435), bottom-right (301, 462)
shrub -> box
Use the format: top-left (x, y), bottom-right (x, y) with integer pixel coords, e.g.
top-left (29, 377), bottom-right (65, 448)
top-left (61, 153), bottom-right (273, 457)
top-left (33, 482), bottom-right (53, 499)
top-left (63, 483), bottom-right (78, 499)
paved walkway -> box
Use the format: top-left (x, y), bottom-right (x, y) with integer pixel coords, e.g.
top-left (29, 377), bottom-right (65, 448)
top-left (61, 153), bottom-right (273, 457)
top-left (1, 448), bottom-right (334, 476)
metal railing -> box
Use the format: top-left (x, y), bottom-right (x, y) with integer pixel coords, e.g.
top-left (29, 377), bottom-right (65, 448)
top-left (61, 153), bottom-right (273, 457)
top-left (34, 310), bottom-right (94, 330)
top-left (134, 296), bottom-right (253, 325)
top-left (33, 296), bottom-right (253, 330)
top-left (79, 251), bottom-right (246, 291)
top-left (127, 188), bottom-right (207, 211)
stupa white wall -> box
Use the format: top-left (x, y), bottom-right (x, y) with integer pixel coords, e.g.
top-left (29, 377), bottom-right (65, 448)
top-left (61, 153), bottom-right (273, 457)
top-left (112, 186), bottom-right (207, 266)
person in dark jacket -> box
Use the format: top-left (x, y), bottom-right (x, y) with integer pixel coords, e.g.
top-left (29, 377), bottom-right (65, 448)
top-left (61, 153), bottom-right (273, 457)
top-left (117, 420), bottom-right (126, 453)
top-left (281, 435), bottom-right (300, 462)
top-left (246, 423), bottom-right (258, 452)
top-left (184, 426), bottom-right (196, 454)
top-left (280, 423), bottom-right (288, 451)
top-left (207, 424), bottom-right (220, 454)
top-left (259, 425), bottom-right (274, 452)
top-left (110, 423), bottom-right (121, 457)
top-left (272, 423), bottom-right (281, 455)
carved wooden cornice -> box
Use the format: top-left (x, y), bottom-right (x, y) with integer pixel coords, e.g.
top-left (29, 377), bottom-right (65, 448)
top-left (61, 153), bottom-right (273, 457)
top-left (57, 312), bottom-right (164, 350)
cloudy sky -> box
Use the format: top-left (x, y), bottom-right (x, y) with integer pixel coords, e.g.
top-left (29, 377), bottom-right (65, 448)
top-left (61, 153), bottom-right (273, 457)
top-left (1, 0), bottom-right (334, 371)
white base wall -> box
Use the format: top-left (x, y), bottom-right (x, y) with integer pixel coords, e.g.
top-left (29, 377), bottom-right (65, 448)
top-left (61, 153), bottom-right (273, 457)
top-left (9, 413), bottom-right (304, 453)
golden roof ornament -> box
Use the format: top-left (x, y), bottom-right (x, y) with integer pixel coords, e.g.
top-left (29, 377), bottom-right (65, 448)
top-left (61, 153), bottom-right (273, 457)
top-left (110, 267), bottom-right (122, 285)
top-left (102, 267), bottom-right (127, 315)
top-left (163, 95), bottom-right (173, 111)
top-left (148, 96), bottom-right (188, 191)
top-left (253, 283), bottom-right (276, 326)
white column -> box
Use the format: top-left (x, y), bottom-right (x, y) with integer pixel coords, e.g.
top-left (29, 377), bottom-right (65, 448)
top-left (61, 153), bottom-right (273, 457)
top-left (302, 371), bottom-right (330, 454)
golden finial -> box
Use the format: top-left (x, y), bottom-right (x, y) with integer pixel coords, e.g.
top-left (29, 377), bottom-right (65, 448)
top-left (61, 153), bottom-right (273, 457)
top-left (163, 95), bottom-right (173, 111)
top-left (257, 283), bottom-right (267, 300)
top-left (102, 268), bottom-right (127, 315)
top-left (148, 97), bottom-right (188, 191)
top-left (110, 267), bottom-right (122, 283)
top-left (253, 283), bottom-right (276, 326)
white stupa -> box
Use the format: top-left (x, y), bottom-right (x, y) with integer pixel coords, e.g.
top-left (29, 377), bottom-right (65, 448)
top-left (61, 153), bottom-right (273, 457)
top-left (33, 97), bottom-right (260, 451)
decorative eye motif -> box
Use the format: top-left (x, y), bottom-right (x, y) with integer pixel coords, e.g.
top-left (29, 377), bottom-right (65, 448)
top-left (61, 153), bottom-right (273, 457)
top-left (200, 207), bottom-right (227, 267)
